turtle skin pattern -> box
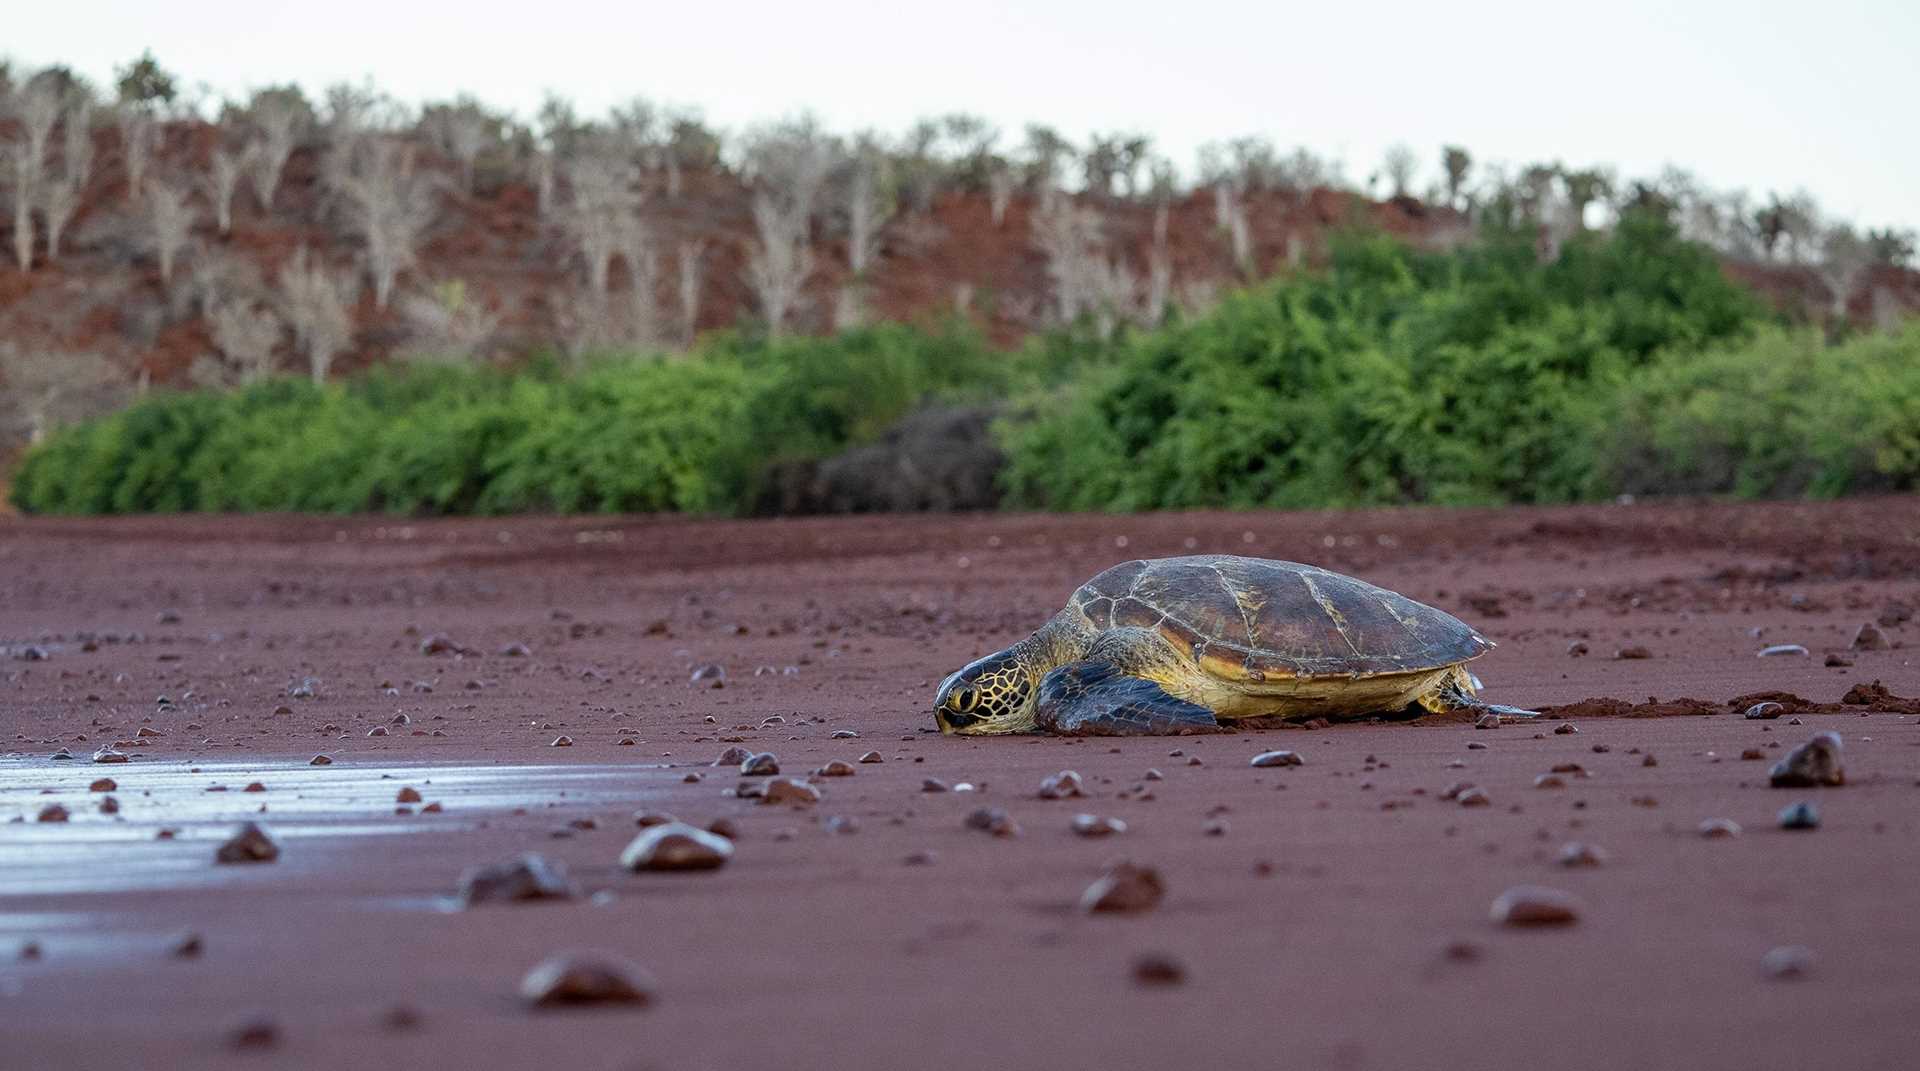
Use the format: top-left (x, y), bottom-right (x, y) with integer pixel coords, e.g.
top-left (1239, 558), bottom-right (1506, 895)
top-left (1034, 659), bottom-right (1224, 736)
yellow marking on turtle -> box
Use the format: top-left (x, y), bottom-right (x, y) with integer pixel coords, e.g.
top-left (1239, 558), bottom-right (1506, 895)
top-left (1209, 562), bottom-right (1264, 655)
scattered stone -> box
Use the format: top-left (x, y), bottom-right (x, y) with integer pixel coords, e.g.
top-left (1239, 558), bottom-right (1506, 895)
top-left (49, 747), bottom-right (73, 760)
top-left (20, 940), bottom-right (42, 960)
top-left (1744, 701), bottom-right (1784, 720)
top-left (309, 754), bottom-right (333, 766)
top-left (1456, 787), bottom-right (1491, 807)
top-left (1474, 714), bottom-right (1500, 730)
top-left (1533, 774), bottom-right (1566, 789)
top-left (620, 822), bottom-right (734, 871)
top-left (706, 817), bottom-right (740, 840)
top-left (396, 787), bottom-right (423, 804)
top-left (921, 778), bottom-right (950, 793)
top-left (760, 778), bottom-right (821, 806)
top-left (824, 815), bottom-right (859, 834)
top-left (1081, 861), bottom-right (1165, 914)
top-left (521, 953), bottom-right (657, 1008)
top-left (1071, 814), bottom-right (1127, 837)
top-left (1489, 885), bottom-right (1582, 927)
top-left (1761, 945), bottom-right (1814, 979)
top-left (500, 642), bottom-right (533, 658)
top-left (1740, 747), bottom-right (1766, 761)
top-left (98, 795), bottom-right (120, 815)
top-left (689, 664), bottom-right (726, 688)
top-left (36, 803), bottom-right (70, 823)
top-left (1698, 818), bottom-right (1742, 839)
top-left (419, 633), bottom-right (464, 656)
top-left (633, 810), bottom-right (678, 828)
top-left (1553, 722), bottom-right (1579, 735)
top-left (1143, 768), bottom-right (1165, 781)
top-left (713, 746), bottom-right (753, 766)
top-left (242, 782), bottom-right (265, 793)
top-left (964, 807), bottom-right (1021, 837)
top-left (88, 778), bottom-right (116, 792)
top-left (1202, 818), bottom-right (1229, 836)
top-left (228, 1016), bottom-right (281, 1049)
top-left (1849, 623), bottom-right (1891, 652)
top-left (367, 726), bottom-right (389, 738)
top-left (1131, 952), bottom-right (1186, 986)
top-left (739, 752), bottom-right (780, 776)
top-left (1038, 770), bottom-right (1085, 799)
top-left (1557, 842), bottom-right (1607, 868)
top-left (1825, 654), bottom-right (1854, 668)
top-left (1249, 749), bottom-right (1303, 767)
top-left (815, 760), bottom-right (856, 777)
top-left (1566, 641), bottom-right (1590, 657)
top-left (170, 932), bottom-right (203, 958)
top-left (549, 735), bottom-right (573, 747)
top-left (830, 730), bottom-right (860, 739)
top-left (858, 750), bottom-right (883, 763)
top-left (1777, 801), bottom-right (1821, 830)
top-left (1768, 732), bottom-right (1844, 788)
top-left (904, 849), bottom-right (937, 866)
top-left (92, 747), bottom-right (129, 764)
top-left (1614, 646), bottom-right (1652, 660)
top-left (214, 823), bottom-right (281, 864)
top-left (1758, 644), bottom-right (1809, 658)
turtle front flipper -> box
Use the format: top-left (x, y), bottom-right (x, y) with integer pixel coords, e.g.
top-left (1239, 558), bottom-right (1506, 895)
top-left (1035, 659), bottom-right (1223, 736)
top-left (1419, 666), bottom-right (1539, 721)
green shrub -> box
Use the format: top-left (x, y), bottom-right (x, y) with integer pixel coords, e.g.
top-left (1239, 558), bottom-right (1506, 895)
top-left (1601, 322), bottom-right (1920, 498)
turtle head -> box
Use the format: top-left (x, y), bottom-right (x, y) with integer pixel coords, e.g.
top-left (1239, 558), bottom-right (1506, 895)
top-left (934, 648), bottom-right (1040, 734)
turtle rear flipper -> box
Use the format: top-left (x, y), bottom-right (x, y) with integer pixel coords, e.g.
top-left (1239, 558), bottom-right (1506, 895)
top-left (1035, 659), bottom-right (1223, 736)
top-left (1419, 666), bottom-right (1539, 721)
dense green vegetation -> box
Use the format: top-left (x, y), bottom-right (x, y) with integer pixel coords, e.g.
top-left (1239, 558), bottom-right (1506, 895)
top-left (13, 213), bottom-right (1920, 517)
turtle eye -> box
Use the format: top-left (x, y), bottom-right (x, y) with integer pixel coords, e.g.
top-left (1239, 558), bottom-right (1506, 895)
top-left (953, 688), bottom-right (978, 713)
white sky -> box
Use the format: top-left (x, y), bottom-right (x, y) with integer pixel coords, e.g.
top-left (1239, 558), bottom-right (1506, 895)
top-left (12, 0), bottom-right (1918, 230)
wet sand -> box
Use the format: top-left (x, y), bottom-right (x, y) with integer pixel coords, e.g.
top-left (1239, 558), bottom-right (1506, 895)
top-left (4, 501), bottom-right (1920, 1069)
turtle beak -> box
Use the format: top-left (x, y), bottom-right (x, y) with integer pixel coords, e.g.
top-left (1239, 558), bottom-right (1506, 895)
top-left (935, 707), bottom-right (981, 734)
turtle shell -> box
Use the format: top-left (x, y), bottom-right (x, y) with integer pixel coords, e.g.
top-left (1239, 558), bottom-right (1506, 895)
top-left (1069, 555), bottom-right (1491, 682)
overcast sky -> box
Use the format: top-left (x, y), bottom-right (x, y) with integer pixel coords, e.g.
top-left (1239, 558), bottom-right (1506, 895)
top-left (12, 0), bottom-right (1917, 230)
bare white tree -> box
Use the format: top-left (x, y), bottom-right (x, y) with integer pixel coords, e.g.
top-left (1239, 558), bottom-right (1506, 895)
top-left (560, 150), bottom-right (639, 295)
top-left (835, 150), bottom-right (892, 329)
top-left (278, 246), bottom-right (356, 382)
top-left (0, 345), bottom-right (124, 444)
top-left (1381, 143), bottom-right (1418, 199)
top-left (36, 174), bottom-right (79, 260)
top-left (7, 145), bottom-right (35, 271)
top-left (422, 98), bottom-right (492, 193)
top-left (144, 177), bottom-right (196, 283)
top-left (116, 106), bottom-right (156, 201)
top-left (247, 96), bottom-right (303, 209)
top-left (742, 121), bottom-right (833, 336)
top-left (61, 100), bottom-right (93, 188)
top-left (329, 137), bottom-right (438, 308)
top-left (619, 217), bottom-right (663, 346)
top-left (1818, 224), bottom-right (1873, 323)
top-left (203, 146), bottom-right (248, 235)
top-left (211, 301), bottom-right (284, 383)
top-left (676, 238), bottom-right (705, 346)
top-left (531, 150), bottom-right (556, 216)
top-left (988, 165), bottom-right (1015, 227)
top-left (1145, 201), bottom-right (1172, 324)
top-left (8, 76), bottom-right (63, 180)
top-left (1030, 194), bottom-right (1106, 325)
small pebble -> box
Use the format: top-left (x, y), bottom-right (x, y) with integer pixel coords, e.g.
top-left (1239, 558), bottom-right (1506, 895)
top-left (740, 752), bottom-right (780, 776)
top-left (170, 932), bottom-right (204, 958)
top-left (549, 735), bottom-right (572, 747)
top-left (760, 778), bottom-right (822, 805)
top-left (37, 803), bottom-right (70, 823)
top-left (1131, 952), bottom-right (1186, 986)
top-left (396, 787), bottom-right (423, 803)
top-left (858, 751), bottom-right (884, 764)
top-left (458, 854), bottom-right (578, 905)
top-left (964, 807), bottom-right (1020, 837)
top-left (1071, 814), bottom-right (1127, 837)
top-left (1553, 722), bottom-right (1579, 735)
top-left (1489, 885), bottom-right (1582, 926)
top-left (88, 778), bottom-right (116, 792)
top-left (520, 953), bottom-right (657, 1008)
top-left (1614, 646), bottom-right (1652, 660)
top-left (1080, 861), bottom-right (1165, 914)
top-left (714, 745), bottom-right (753, 767)
top-left (1761, 945), bottom-right (1813, 979)
top-left (228, 1017), bottom-right (281, 1049)
top-left (1249, 750), bottom-right (1303, 767)
top-left (1745, 701), bottom-right (1784, 720)
top-left (214, 823), bottom-right (280, 864)
top-left (1777, 801), bottom-right (1820, 830)
top-left (1038, 770), bottom-right (1085, 799)
top-left (1768, 732), bottom-right (1844, 788)
top-left (1557, 842), bottom-right (1607, 867)
top-left (1698, 818), bottom-right (1742, 838)
top-left (619, 823), bottom-right (733, 871)
top-left (815, 760), bottom-right (856, 777)
top-left (1757, 644), bottom-right (1809, 658)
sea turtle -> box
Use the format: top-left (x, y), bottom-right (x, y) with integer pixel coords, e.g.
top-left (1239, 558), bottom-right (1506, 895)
top-left (933, 555), bottom-right (1536, 735)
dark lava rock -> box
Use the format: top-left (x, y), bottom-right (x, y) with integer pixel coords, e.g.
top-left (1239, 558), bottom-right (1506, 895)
top-left (619, 823), bottom-right (734, 871)
top-left (1768, 732), bottom-right (1844, 788)
top-left (214, 823), bottom-right (281, 864)
top-left (1132, 952), bottom-right (1186, 986)
top-left (1081, 861), bottom-right (1165, 914)
top-left (1489, 885), bottom-right (1582, 926)
top-left (1744, 701), bottom-right (1784, 720)
top-left (1777, 801), bottom-right (1821, 830)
